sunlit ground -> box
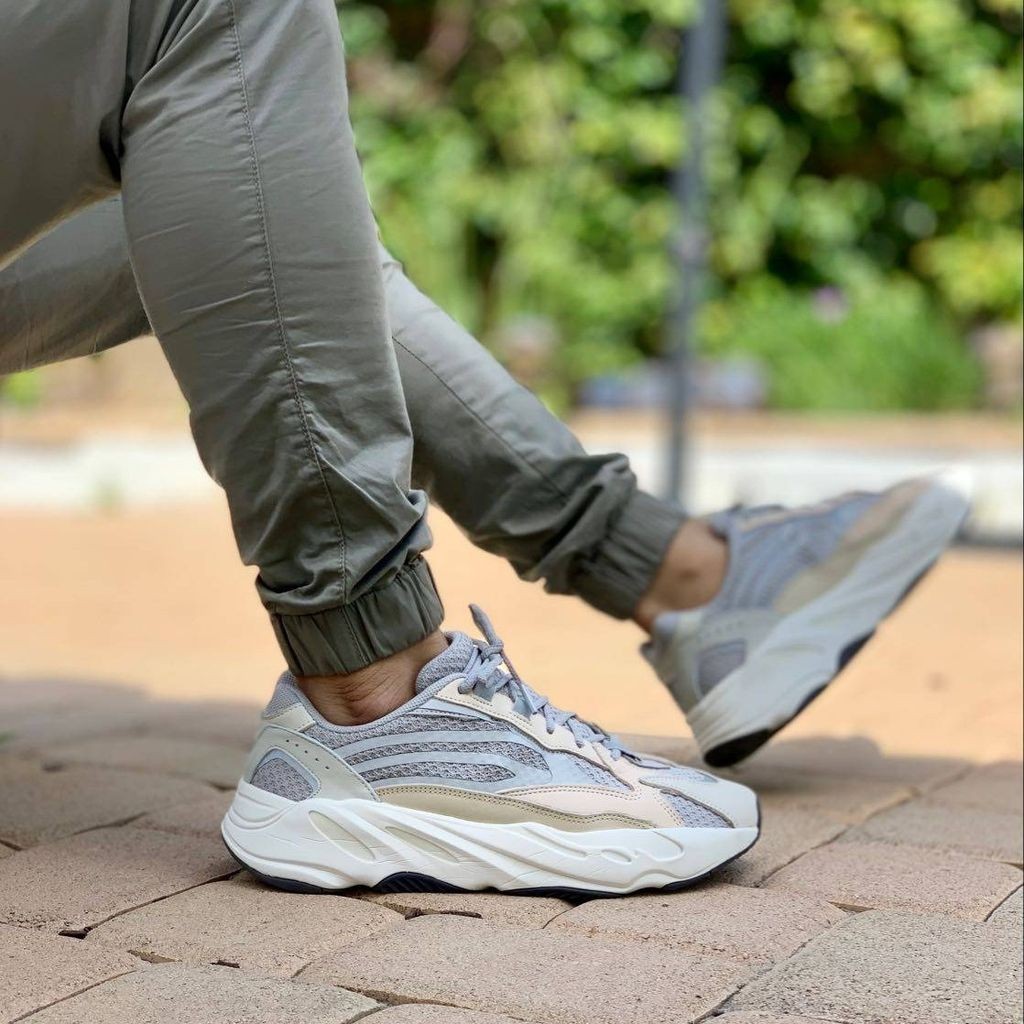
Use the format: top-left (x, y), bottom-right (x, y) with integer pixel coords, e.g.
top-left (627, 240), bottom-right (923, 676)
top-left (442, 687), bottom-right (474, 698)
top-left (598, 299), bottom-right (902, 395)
top-left (1, 499), bottom-right (1020, 764)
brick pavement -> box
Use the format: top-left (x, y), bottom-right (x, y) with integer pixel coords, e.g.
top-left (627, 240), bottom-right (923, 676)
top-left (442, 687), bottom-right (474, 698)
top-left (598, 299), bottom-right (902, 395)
top-left (0, 678), bottom-right (1020, 1023)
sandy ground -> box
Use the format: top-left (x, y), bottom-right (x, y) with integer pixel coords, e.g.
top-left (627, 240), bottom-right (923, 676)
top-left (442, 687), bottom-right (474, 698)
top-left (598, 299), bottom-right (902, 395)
top-left (1, 500), bottom-right (1020, 764)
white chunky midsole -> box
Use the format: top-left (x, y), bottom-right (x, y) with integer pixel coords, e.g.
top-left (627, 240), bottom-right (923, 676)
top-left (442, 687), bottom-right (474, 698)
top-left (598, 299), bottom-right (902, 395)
top-left (689, 477), bottom-right (970, 756)
top-left (222, 781), bottom-right (758, 895)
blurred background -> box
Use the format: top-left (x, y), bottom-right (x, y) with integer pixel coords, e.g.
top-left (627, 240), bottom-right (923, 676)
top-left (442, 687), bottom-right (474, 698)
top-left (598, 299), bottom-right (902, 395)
top-left (1, 0), bottom-right (1021, 758)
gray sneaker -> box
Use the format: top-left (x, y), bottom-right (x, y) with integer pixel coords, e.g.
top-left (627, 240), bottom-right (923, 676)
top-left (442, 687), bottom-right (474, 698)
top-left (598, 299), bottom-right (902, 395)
top-left (223, 607), bottom-right (759, 897)
top-left (642, 476), bottom-right (970, 768)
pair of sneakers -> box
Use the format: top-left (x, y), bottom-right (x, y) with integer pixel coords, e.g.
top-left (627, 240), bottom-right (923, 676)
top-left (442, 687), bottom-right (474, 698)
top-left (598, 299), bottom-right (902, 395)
top-left (222, 477), bottom-right (968, 896)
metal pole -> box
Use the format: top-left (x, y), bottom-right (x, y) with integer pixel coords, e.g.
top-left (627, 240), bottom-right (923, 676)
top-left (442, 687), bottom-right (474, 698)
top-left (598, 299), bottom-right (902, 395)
top-left (665, 0), bottom-right (728, 505)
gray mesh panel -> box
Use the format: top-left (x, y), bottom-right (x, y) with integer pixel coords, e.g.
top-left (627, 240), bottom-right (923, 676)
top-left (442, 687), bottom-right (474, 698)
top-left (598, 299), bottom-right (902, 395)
top-left (305, 713), bottom-right (509, 749)
top-left (250, 751), bottom-right (316, 801)
top-left (361, 761), bottom-right (514, 784)
top-left (698, 641), bottom-right (747, 695)
top-left (347, 740), bottom-right (546, 769)
top-left (547, 752), bottom-right (631, 790)
top-left (263, 681), bottom-right (301, 717)
top-left (664, 793), bottom-right (728, 828)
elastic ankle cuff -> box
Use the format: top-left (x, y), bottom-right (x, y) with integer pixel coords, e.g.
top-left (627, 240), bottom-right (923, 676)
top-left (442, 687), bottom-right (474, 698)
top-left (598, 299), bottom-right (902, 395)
top-left (568, 491), bottom-right (686, 620)
top-left (269, 558), bottom-right (445, 676)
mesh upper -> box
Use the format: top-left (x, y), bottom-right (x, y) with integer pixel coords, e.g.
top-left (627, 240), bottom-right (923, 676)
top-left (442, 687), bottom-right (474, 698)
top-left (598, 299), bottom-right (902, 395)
top-left (347, 739), bottom-right (547, 770)
top-left (250, 751), bottom-right (316, 801)
top-left (664, 793), bottom-right (729, 828)
top-left (361, 761), bottom-right (515, 784)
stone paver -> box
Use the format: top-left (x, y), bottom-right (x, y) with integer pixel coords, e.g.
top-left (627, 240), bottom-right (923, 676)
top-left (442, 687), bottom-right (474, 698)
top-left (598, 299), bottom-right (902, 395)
top-left (0, 761), bottom-right (216, 848)
top-left (988, 886), bottom-right (1023, 930)
top-left (928, 760), bottom-right (1023, 814)
top-left (0, 923), bottom-right (136, 1024)
top-left (141, 700), bottom-right (262, 749)
top-left (87, 876), bottom-right (403, 976)
top-left (2, 701), bottom-right (161, 752)
top-left (301, 914), bottom-right (751, 1024)
top-left (745, 737), bottom-right (966, 790)
top-left (731, 909), bottom-right (1024, 1024)
top-left (0, 826), bottom-right (236, 932)
top-left (43, 735), bottom-right (245, 788)
top-left (713, 1016), bottom-right (833, 1024)
top-left (765, 839), bottom-right (1022, 920)
top-left (356, 889), bottom-right (570, 928)
top-left (131, 790), bottom-right (233, 839)
top-left (717, 805), bottom-right (845, 886)
top-left (847, 797), bottom-right (1023, 863)
top-left (546, 883), bottom-right (844, 965)
top-left (20, 963), bottom-right (378, 1023)
top-left (728, 767), bottom-right (911, 824)
top-left (360, 1008), bottom-right (522, 1024)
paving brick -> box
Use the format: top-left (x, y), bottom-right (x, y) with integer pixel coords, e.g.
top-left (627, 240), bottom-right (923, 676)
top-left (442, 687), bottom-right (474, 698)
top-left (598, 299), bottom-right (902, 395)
top-left (0, 923), bottom-right (136, 1024)
top-left (301, 914), bottom-right (751, 1024)
top-left (713, 1015), bottom-right (834, 1024)
top-left (131, 790), bottom-right (233, 840)
top-left (0, 761), bottom-right (216, 848)
top-left (764, 839), bottom-right (1022, 920)
top-left (142, 700), bottom-right (262, 750)
top-left (358, 1007), bottom-right (522, 1024)
top-left (988, 886), bottom-right (1023, 930)
top-left (928, 760), bottom-right (1023, 815)
top-left (3, 701), bottom-right (160, 752)
top-left (87, 875), bottom-right (402, 975)
top-left (356, 889), bottom-right (571, 927)
top-left (744, 736), bottom-right (965, 790)
top-left (547, 882), bottom-right (843, 965)
top-left (725, 766), bottom-right (911, 824)
top-left (0, 826), bottom-right (236, 932)
top-left (847, 797), bottom-right (1023, 863)
top-left (717, 805), bottom-right (845, 886)
top-left (21, 963), bottom-right (378, 1024)
top-left (44, 735), bottom-right (245, 788)
top-left (732, 909), bottom-right (1024, 1024)
top-left (0, 677), bottom-right (146, 716)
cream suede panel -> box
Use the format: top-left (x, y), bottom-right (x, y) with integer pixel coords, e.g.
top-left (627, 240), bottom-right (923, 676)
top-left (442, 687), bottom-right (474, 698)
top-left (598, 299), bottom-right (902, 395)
top-left (379, 785), bottom-right (653, 831)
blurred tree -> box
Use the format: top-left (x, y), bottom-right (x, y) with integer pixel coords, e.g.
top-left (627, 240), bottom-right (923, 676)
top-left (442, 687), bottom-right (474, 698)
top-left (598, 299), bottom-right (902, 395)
top-left (338, 0), bottom-right (1022, 410)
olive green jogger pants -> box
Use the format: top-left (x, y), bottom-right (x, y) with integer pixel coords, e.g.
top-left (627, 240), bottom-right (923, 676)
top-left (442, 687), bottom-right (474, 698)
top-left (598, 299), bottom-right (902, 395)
top-left (0, 0), bottom-right (684, 675)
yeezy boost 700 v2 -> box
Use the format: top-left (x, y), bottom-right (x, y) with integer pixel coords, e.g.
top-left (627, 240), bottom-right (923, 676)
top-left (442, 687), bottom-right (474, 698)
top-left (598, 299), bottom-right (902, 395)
top-left (642, 475), bottom-right (970, 768)
top-left (222, 607), bottom-right (759, 897)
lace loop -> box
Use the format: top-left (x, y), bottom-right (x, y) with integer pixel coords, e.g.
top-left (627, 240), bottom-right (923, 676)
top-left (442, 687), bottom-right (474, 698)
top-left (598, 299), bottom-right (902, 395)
top-left (457, 605), bottom-right (626, 760)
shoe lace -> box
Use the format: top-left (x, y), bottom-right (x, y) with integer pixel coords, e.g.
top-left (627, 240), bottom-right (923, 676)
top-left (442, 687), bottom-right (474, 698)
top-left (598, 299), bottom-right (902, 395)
top-left (458, 605), bottom-right (627, 760)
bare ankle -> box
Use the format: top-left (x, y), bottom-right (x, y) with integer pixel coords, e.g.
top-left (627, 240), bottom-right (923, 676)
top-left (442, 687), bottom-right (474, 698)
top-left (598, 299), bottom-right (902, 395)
top-left (297, 631), bottom-right (448, 726)
top-left (633, 519), bottom-right (728, 633)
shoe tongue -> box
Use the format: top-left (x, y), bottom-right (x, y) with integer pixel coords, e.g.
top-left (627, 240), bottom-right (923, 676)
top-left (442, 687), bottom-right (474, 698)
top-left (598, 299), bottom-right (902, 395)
top-left (415, 632), bottom-right (476, 693)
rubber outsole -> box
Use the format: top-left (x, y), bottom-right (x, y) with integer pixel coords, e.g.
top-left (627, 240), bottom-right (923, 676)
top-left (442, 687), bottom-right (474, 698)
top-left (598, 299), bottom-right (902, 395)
top-left (702, 556), bottom-right (937, 769)
top-left (225, 799), bottom-right (761, 901)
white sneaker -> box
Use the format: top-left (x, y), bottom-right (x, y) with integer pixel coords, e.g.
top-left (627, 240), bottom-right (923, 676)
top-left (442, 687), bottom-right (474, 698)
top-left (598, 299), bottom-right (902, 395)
top-left (642, 476), bottom-right (970, 767)
top-left (223, 607), bottom-right (759, 897)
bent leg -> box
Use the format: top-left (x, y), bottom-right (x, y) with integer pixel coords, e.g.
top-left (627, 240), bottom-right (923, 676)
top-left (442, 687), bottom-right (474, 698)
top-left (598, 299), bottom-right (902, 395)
top-left (118, 0), bottom-right (441, 674)
top-left (1, 204), bottom-right (682, 623)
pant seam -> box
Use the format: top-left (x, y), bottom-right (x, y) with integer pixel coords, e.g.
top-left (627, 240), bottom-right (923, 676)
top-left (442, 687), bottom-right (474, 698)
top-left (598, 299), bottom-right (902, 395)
top-left (393, 336), bottom-right (573, 504)
top-left (224, 0), bottom-right (355, 644)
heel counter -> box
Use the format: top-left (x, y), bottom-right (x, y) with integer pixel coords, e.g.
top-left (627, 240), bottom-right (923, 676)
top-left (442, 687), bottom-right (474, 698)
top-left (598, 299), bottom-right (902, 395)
top-left (244, 725), bottom-right (378, 803)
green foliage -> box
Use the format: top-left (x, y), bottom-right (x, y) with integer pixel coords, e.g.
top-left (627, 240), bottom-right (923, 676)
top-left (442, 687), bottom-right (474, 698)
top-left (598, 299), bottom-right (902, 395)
top-left (701, 278), bottom-right (983, 410)
top-left (339, 0), bottom-right (1022, 409)
top-left (0, 371), bottom-right (42, 409)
